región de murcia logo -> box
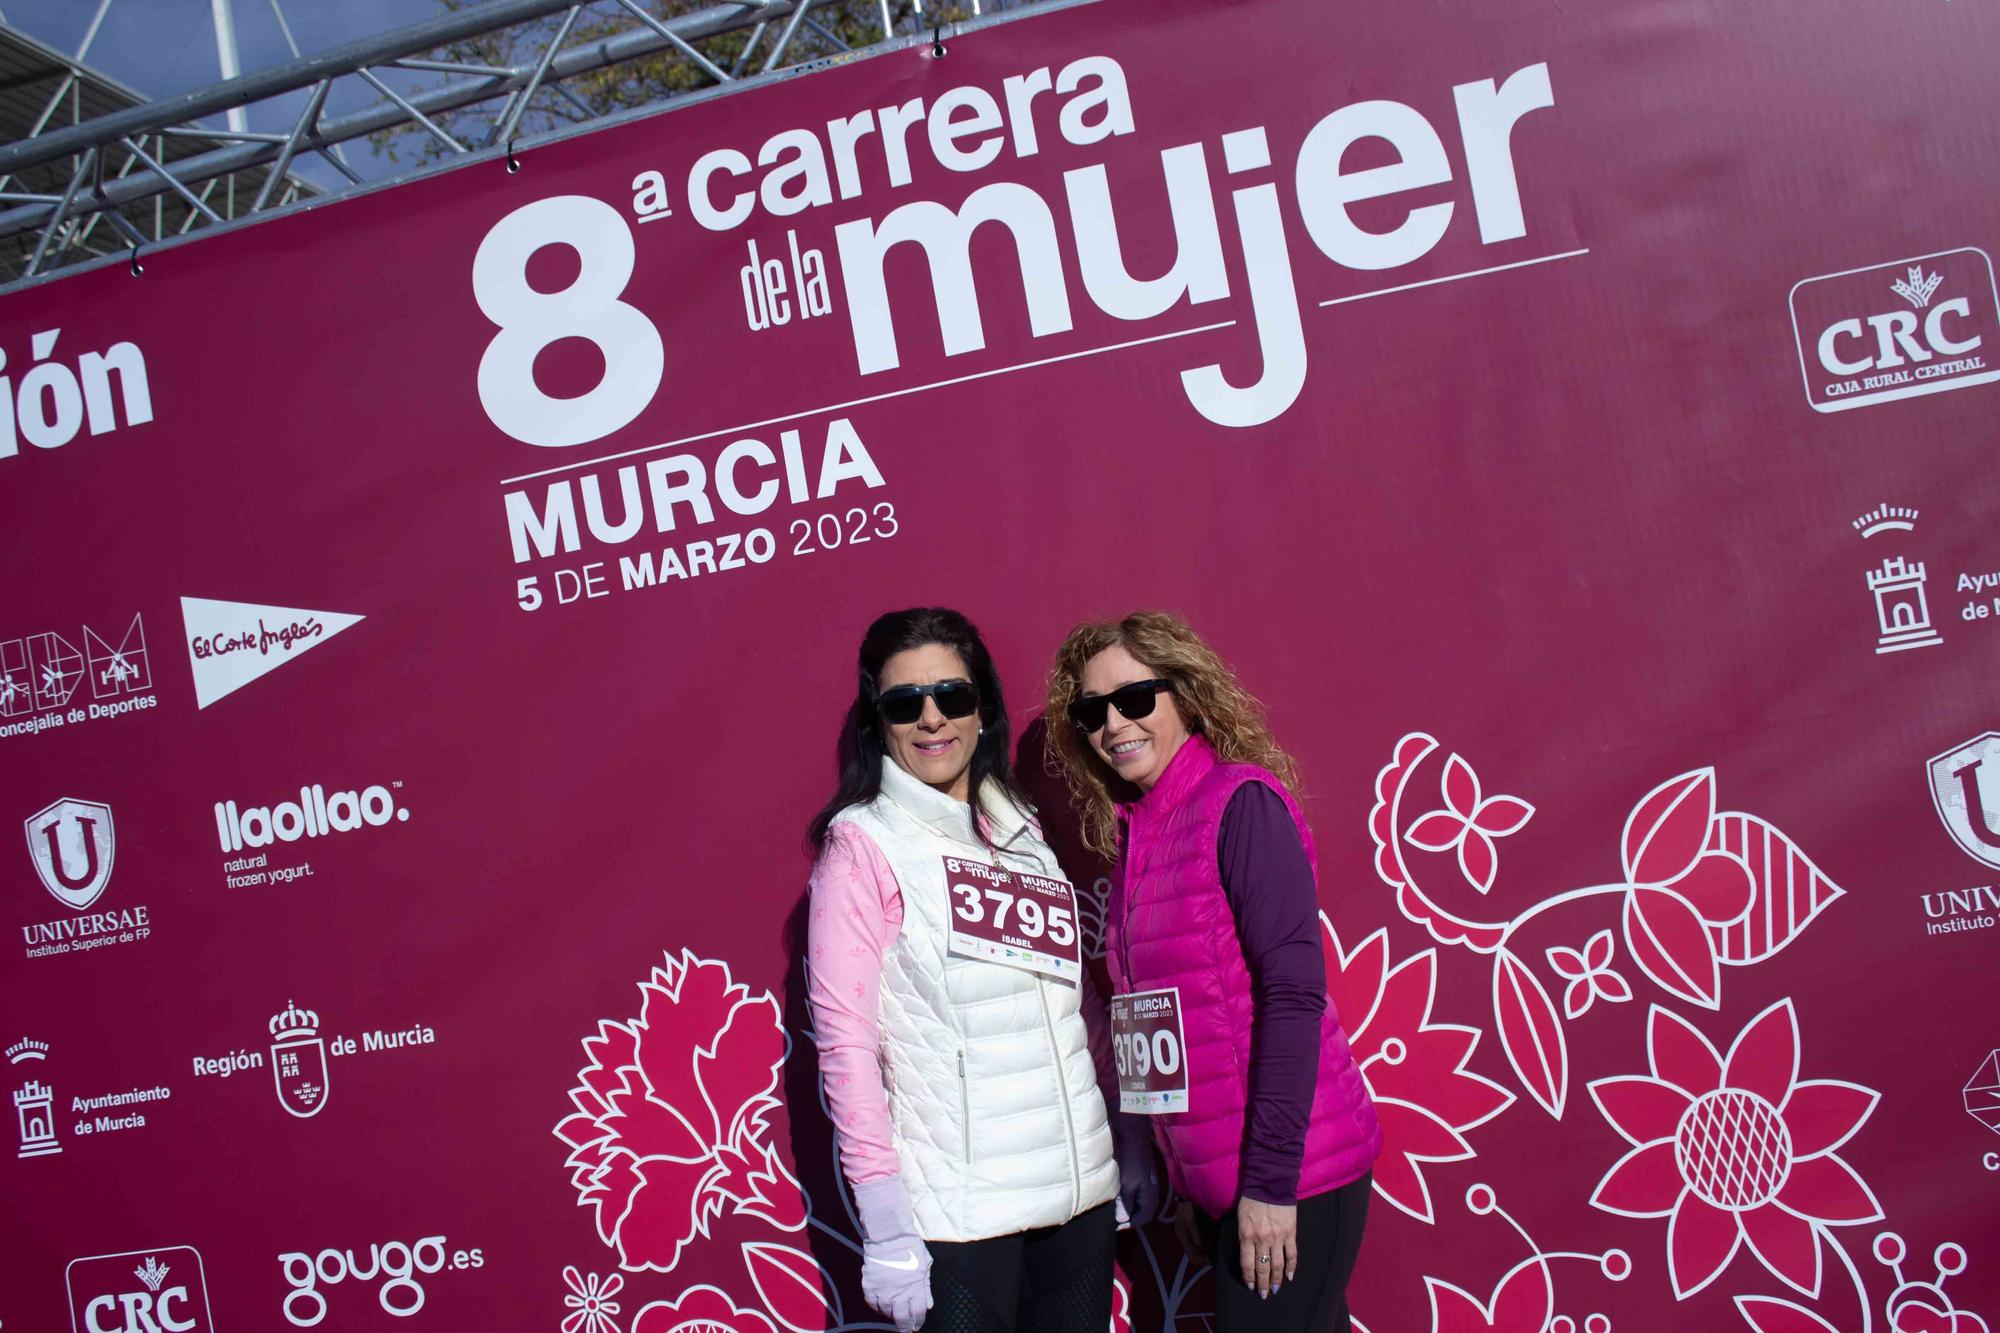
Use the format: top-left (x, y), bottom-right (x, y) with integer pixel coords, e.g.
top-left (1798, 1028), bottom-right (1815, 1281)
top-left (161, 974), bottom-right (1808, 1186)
top-left (270, 999), bottom-right (330, 1119)
top-left (190, 999), bottom-right (437, 1118)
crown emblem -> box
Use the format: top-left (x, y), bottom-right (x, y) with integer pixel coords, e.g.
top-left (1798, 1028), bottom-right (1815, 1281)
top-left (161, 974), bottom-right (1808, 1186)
top-left (1891, 265), bottom-right (1943, 309)
top-left (5, 1037), bottom-right (49, 1064)
top-left (133, 1255), bottom-right (170, 1292)
top-left (1852, 503), bottom-right (1919, 538)
top-left (269, 1000), bottom-right (319, 1040)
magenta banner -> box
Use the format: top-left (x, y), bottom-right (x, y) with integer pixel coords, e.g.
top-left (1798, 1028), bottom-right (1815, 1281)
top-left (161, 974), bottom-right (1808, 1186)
top-left (4, 0), bottom-right (1998, 1329)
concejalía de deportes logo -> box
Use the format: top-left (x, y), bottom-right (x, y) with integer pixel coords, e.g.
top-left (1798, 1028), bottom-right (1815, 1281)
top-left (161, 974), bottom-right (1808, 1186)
top-left (278, 1235), bottom-right (484, 1326)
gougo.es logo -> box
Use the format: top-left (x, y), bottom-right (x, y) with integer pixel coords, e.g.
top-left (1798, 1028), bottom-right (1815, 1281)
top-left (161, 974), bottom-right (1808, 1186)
top-left (277, 1236), bottom-right (483, 1325)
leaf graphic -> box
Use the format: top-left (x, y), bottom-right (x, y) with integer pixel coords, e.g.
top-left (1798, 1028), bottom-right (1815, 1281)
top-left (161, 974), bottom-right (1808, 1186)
top-left (1545, 945), bottom-right (1588, 980)
top-left (1407, 811), bottom-right (1467, 852)
top-left (742, 1241), bottom-right (839, 1332)
top-left (1444, 754), bottom-right (1480, 819)
top-left (1622, 769), bottom-right (1715, 884)
top-left (1734, 1295), bottom-right (1843, 1333)
top-left (1492, 949), bottom-right (1568, 1117)
top-left (1705, 814), bottom-right (1846, 964)
top-left (1623, 888), bottom-right (1721, 1010)
top-left (1472, 795), bottom-right (1534, 836)
top-left (1459, 831), bottom-right (1497, 894)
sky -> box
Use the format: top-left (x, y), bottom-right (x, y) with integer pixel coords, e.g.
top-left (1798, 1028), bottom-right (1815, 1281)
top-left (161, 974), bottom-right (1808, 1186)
top-left (3, 0), bottom-right (462, 186)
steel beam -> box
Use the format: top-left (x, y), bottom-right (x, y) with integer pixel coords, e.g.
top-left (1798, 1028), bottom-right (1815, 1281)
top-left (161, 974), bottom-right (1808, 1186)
top-left (0, 0), bottom-right (814, 239)
top-left (0, 0), bottom-right (582, 177)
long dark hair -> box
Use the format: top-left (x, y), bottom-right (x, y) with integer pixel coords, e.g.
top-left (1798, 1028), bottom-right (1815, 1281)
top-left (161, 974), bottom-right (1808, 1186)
top-left (806, 607), bottom-right (1030, 857)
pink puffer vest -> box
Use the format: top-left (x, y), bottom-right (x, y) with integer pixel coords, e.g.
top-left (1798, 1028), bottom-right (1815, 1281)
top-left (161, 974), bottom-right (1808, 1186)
top-left (1106, 735), bottom-right (1380, 1217)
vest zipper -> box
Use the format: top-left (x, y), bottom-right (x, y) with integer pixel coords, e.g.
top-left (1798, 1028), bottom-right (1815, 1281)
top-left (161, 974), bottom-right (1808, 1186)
top-left (1036, 978), bottom-right (1083, 1215)
top-left (1117, 805), bottom-right (1186, 1188)
top-left (957, 1050), bottom-right (972, 1163)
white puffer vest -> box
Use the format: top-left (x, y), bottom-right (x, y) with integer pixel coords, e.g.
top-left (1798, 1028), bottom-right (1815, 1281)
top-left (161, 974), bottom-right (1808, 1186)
top-left (832, 758), bottom-right (1116, 1242)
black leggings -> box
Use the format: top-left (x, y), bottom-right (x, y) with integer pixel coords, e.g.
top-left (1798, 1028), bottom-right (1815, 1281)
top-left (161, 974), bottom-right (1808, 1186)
top-left (924, 1201), bottom-right (1115, 1333)
top-left (1198, 1173), bottom-right (1372, 1333)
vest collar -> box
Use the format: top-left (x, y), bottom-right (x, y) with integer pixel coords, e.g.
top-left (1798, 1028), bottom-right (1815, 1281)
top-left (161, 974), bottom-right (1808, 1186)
top-left (1125, 733), bottom-right (1218, 820)
top-left (876, 754), bottom-right (1028, 850)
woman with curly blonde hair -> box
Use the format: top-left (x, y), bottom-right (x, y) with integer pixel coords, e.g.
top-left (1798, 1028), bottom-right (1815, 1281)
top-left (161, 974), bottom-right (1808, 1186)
top-left (1046, 611), bottom-right (1380, 1333)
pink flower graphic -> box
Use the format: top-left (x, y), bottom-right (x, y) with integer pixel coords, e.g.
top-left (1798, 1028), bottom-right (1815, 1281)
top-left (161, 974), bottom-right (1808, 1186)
top-left (1370, 734), bottom-right (1509, 952)
top-left (562, 1268), bottom-right (624, 1333)
top-left (1588, 1000), bottom-right (1882, 1300)
top-left (632, 1284), bottom-right (780, 1333)
top-left (1326, 920), bottom-right (1515, 1223)
top-left (1618, 770), bottom-right (1755, 1011)
top-left (1545, 930), bottom-right (1631, 1020)
top-left (555, 951), bottom-right (808, 1273)
top-left (1405, 753), bottom-right (1535, 896)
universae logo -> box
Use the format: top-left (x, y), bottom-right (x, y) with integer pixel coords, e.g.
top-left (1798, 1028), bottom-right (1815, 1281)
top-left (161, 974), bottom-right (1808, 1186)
top-left (1929, 732), bottom-right (2000, 872)
top-left (1790, 246), bottom-right (1999, 412)
top-left (25, 797), bottom-right (115, 910)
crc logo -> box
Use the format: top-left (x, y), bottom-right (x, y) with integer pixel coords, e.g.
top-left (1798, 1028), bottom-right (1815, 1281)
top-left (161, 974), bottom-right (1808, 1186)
top-left (278, 1235), bottom-right (484, 1325)
top-left (1930, 732), bottom-right (2000, 872)
top-left (1789, 246), bottom-right (1999, 412)
top-left (25, 797), bottom-right (116, 910)
top-left (66, 1246), bottom-right (212, 1333)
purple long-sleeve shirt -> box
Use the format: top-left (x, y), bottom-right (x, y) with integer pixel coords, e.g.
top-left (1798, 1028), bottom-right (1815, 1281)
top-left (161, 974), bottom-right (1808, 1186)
top-left (1217, 782), bottom-right (1328, 1207)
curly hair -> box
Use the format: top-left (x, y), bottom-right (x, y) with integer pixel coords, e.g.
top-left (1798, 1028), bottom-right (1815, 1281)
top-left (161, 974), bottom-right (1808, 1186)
top-left (1044, 610), bottom-right (1301, 860)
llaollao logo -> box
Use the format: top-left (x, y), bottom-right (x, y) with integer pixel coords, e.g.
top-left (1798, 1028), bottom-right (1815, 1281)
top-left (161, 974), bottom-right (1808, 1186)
top-left (213, 782), bottom-right (410, 853)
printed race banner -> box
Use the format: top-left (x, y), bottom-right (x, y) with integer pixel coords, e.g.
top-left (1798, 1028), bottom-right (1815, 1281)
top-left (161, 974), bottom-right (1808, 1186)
top-left (3, 0), bottom-right (1997, 1329)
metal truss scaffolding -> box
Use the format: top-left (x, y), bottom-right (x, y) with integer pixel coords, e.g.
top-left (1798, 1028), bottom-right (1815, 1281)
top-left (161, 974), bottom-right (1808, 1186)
top-left (0, 20), bottom-right (317, 285)
top-left (0, 0), bottom-right (1065, 292)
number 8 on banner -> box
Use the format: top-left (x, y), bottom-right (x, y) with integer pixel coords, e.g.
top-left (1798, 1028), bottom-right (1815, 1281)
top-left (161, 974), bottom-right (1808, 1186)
top-left (472, 195), bottom-right (665, 448)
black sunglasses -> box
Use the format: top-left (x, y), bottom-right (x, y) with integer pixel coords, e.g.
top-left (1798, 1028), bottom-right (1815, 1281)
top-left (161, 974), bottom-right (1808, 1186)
top-left (1068, 679), bottom-right (1172, 734)
top-left (876, 680), bottom-right (979, 726)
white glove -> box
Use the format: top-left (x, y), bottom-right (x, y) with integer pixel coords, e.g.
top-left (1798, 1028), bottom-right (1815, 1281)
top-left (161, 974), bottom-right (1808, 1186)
top-left (853, 1176), bottom-right (931, 1332)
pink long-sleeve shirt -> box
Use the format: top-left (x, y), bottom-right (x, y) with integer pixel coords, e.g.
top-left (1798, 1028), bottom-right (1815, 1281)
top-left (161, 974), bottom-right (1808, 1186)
top-left (806, 821), bottom-right (1119, 1190)
top-left (806, 823), bottom-right (905, 1186)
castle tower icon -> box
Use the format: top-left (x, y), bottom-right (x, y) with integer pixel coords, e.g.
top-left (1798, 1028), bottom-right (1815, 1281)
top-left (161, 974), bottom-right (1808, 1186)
top-left (1867, 556), bottom-right (1943, 654)
top-left (15, 1079), bottom-right (60, 1158)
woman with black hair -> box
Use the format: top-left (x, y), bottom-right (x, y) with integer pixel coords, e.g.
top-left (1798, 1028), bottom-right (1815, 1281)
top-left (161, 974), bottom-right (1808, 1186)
top-left (805, 608), bottom-right (1131, 1333)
